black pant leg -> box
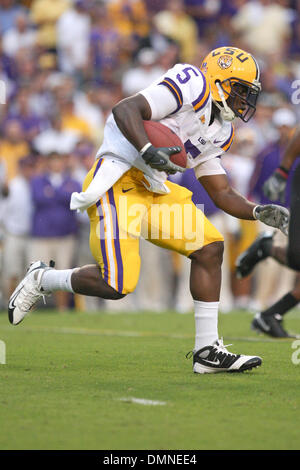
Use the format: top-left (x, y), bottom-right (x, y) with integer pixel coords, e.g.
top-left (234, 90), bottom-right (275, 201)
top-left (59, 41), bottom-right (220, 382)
top-left (287, 162), bottom-right (300, 270)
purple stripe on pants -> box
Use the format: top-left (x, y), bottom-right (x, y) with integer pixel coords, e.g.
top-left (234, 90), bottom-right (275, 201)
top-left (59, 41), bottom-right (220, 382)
top-left (93, 158), bottom-right (109, 284)
top-left (107, 187), bottom-right (124, 294)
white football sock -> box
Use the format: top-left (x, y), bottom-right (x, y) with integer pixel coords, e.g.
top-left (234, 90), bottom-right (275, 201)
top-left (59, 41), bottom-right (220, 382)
top-left (41, 269), bottom-right (75, 293)
top-left (194, 300), bottom-right (219, 351)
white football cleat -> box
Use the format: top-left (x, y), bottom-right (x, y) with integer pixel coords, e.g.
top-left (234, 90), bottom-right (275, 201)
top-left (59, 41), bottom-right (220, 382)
top-left (8, 260), bottom-right (54, 325)
top-left (189, 338), bottom-right (262, 374)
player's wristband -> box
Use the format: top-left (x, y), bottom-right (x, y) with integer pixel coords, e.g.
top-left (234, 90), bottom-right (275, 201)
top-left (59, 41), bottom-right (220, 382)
top-left (140, 142), bottom-right (152, 155)
top-left (277, 166), bottom-right (289, 179)
top-left (253, 205), bottom-right (259, 220)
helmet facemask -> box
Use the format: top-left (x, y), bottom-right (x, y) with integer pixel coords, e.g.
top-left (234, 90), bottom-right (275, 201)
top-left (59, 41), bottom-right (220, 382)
top-left (218, 78), bottom-right (261, 122)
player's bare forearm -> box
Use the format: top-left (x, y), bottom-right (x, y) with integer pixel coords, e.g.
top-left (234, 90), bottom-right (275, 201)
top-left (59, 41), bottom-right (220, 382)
top-left (112, 94), bottom-right (152, 152)
top-left (213, 187), bottom-right (256, 219)
top-left (280, 126), bottom-right (300, 170)
top-left (200, 174), bottom-right (256, 219)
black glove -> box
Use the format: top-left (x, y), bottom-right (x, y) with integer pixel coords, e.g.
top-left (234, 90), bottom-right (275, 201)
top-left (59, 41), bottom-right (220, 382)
top-left (263, 167), bottom-right (289, 203)
top-left (140, 144), bottom-right (185, 174)
top-left (254, 204), bottom-right (290, 236)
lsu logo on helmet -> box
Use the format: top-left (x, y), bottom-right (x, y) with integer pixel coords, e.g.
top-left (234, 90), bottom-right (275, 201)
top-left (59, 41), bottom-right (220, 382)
top-left (217, 55), bottom-right (233, 70)
top-left (201, 46), bottom-right (261, 122)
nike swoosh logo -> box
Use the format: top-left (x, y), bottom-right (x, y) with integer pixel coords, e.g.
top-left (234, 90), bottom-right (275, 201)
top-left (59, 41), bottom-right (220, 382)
top-left (201, 358), bottom-right (220, 366)
top-left (213, 139), bottom-right (223, 144)
top-left (8, 287), bottom-right (23, 323)
top-left (257, 317), bottom-right (270, 331)
top-left (8, 287), bottom-right (22, 311)
top-left (8, 298), bottom-right (16, 311)
top-left (122, 188), bottom-right (134, 193)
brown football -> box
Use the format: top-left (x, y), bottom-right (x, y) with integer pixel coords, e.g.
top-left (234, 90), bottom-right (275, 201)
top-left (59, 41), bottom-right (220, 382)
top-left (143, 120), bottom-right (187, 168)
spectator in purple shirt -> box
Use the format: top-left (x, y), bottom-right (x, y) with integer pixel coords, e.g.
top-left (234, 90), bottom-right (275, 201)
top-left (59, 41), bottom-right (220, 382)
top-left (30, 152), bottom-right (81, 311)
top-left (89, 5), bottom-right (121, 82)
top-left (184, 0), bottom-right (223, 38)
top-left (6, 87), bottom-right (46, 142)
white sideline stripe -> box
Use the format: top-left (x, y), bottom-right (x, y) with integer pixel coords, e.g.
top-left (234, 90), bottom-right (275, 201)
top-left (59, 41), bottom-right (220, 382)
top-left (1, 325), bottom-right (285, 342)
top-left (228, 336), bottom-right (289, 343)
top-left (119, 397), bottom-right (166, 406)
top-left (2, 325), bottom-right (192, 339)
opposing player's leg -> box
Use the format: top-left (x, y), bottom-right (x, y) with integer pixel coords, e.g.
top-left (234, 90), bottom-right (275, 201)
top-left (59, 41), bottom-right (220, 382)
top-left (8, 163), bottom-right (151, 325)
top-left (236, 166), bottom-right (300, 338)
top-left (287, 163), bottom-right (300, 270)
top-left (235, 230), bottom-right (292, 278)
top-left (236, 164), bottom-right (300, 278)
top-left (145, 181), bottom-right (262, 373)
top-left (251, 273), bottom-right (300, 338)
top-left (231, 228), bottom-right (297, 337)
top-left (235, 232), bottom-right (274, 278)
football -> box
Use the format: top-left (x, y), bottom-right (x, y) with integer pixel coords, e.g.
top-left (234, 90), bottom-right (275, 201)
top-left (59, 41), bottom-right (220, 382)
top-left (143, 120), bottom-right (187, 168)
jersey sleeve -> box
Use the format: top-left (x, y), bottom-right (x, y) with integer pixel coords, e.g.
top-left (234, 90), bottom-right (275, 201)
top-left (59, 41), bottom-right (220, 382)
top-left (194, 157), bottom-right (226, 179)
top-left (219, 124), bottom-right (235, 153)
top-left (139, 63), bottom-right (210, 119)
top-left (139, 83), bottom-right (179, 120)
top-left (159, 63), bottom-right (210, 115)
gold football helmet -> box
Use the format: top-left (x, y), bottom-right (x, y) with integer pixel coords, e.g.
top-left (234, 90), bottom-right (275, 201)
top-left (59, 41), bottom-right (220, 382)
top-left (201, 46), bottom-right (261, 122)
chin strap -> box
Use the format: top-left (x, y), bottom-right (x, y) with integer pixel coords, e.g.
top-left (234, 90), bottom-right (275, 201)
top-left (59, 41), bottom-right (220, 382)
top-left (214, 82), bottom-right (235, 121)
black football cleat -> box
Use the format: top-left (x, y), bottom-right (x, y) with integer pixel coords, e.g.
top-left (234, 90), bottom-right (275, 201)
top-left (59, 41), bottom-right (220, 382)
top-left (251, 313), bottom-right (299, 338)
top-left (235, 232), bottom-right (274, 278)
top-left (189, 338), bottom-right (262, 374)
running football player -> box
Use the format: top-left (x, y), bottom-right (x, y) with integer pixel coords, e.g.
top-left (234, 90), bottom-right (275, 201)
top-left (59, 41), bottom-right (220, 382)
top-left (236, 127), bottom-right (300, 338)
top-left (9, 47), bottom-right (290, 373)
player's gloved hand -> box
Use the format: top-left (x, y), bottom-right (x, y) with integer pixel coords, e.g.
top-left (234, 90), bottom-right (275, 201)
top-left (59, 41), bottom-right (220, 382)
top-left (253, 204), bottom-right (290, 236)
top-left (140, 143), bottom-right (185, 174)
top-left (263, 167), bottom-right (289, 203)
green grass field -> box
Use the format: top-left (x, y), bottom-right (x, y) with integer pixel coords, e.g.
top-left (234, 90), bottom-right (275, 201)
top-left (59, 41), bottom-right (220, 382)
top-left (0, 309), bottom-right (300, 450)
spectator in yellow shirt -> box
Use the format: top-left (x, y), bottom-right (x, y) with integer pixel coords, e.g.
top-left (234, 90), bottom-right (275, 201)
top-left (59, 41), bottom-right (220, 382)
top-left (30, 0), bottom-right (70, 50)
top-left (153, 0), bottom-right (198, 63)
top-left (59, 98), bottom-right (93, 141)
top-left (107, 0), bottom-right (149, 39)
top-left (0, 119), bottom-right (30, 182)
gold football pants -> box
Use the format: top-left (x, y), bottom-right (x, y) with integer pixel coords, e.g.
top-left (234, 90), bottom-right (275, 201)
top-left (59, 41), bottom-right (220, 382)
top-left (83, 158), bottom-right (224, 294)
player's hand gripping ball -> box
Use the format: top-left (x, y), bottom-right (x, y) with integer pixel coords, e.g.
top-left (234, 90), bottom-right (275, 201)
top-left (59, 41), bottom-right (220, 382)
top-left (141, 121), bottom-right (187, 174)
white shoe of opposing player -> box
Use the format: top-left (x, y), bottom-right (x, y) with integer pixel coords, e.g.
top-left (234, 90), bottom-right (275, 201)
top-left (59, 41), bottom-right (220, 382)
top-left (189, 338), bottom-right (262, 374)
top-left (8, 260), bottom-right (54, 325)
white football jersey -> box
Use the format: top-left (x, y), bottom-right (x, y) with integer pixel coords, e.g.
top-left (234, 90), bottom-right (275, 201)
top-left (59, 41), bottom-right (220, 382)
top-left (96, 63), bottom-right (234, 193)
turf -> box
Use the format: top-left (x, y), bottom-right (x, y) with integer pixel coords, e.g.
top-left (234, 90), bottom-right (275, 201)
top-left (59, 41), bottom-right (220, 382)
top-left (0, 309), bottom-right (300, 450)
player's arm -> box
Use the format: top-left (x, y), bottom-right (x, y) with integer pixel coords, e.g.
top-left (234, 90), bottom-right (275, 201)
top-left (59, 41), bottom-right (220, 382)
top-left (112, 93), bottom-right (184, 174)
top-left (263, 127), bottom-right (300, 202)
top-left (200, 173), bottom-right (289, 235)
top-left (195, 159), bottom-right (256, 219)
top-left (112, 89), bottom-right (184, 173)
top-left (200, 173), bottom-right (256, 219)
top-left (112, 94), bottom-right (152, 151)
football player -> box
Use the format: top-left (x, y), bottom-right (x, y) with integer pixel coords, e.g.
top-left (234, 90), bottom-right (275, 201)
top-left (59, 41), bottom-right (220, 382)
top-left (9, 47), bottom-right (290, 373)
top-left (236, 127), bottom-right (300, 338)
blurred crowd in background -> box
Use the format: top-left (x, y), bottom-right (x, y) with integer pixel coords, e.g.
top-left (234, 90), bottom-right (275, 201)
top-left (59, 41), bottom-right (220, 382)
top-left (1, 0), bottom-right (300, 313)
